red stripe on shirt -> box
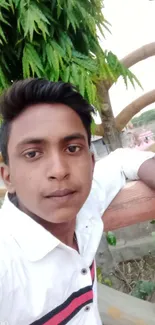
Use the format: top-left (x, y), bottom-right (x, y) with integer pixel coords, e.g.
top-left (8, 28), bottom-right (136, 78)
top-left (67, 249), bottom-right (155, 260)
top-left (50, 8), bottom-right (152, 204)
top-left (44, 290), bottom-right (93, 325)
top-left (90, 261), bottom-right (95, 283)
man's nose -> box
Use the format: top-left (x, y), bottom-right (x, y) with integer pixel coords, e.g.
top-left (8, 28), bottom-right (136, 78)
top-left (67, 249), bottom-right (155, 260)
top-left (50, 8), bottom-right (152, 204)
top-left (46, 153), bottom-right (69, 181)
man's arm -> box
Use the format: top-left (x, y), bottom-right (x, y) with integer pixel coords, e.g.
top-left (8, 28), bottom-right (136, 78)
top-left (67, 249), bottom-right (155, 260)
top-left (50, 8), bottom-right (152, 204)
top-left (138, 157), bottom-right (155, 189)
top-left (110, 148), bottom-right (155, 181)
top-left (93, 148), bottom-right (155, 213)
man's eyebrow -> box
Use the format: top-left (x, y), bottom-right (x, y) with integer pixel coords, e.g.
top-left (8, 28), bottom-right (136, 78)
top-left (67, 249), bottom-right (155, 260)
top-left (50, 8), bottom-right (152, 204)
top-left (63, 133), bottom-right (86, 142)
top-left (16, 138), bottom-right (45, 149)
top-left (16, 133), bottom-right (86, 149)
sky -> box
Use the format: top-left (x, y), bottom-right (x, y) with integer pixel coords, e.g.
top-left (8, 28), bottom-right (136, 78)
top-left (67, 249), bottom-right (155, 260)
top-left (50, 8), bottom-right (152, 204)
top-left (99, 0), bottom-right (155, 118)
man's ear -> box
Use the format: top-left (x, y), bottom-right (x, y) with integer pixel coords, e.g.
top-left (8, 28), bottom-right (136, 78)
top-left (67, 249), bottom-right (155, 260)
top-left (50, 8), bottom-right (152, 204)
top-left (0, 165), bottom-right (15, 193)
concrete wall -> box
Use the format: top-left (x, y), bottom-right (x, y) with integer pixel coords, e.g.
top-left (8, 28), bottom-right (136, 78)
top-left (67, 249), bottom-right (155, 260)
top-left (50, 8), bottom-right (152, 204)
top-left (91, 139), bottom-right (108, 160)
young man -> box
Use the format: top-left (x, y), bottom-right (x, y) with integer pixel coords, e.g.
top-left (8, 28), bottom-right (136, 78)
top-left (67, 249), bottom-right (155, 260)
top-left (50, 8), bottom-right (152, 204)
top-left (0, 79), bottom-right (154, 325)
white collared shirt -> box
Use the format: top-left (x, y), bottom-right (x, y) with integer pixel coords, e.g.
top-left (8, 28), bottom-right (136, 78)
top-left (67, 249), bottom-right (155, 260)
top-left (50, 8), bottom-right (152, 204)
top-left (0, 149), bottom-right (154, 325)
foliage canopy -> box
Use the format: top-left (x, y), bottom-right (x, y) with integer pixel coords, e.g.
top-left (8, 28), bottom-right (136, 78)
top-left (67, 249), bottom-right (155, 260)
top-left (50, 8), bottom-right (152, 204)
top-left (0, 0), bottom-right (140, 107)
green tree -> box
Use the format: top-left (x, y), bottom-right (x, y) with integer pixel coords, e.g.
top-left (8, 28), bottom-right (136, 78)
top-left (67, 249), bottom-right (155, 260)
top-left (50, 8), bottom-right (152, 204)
top-left (0, 0), bottom-right (138, 110)
top-left (132, 109), bottom-right (155, 127)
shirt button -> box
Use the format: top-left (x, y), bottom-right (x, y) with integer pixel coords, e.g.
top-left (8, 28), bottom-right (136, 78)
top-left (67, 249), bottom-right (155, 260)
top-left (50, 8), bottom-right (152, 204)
top-left (84, 305), bottom-right (90, 312)
top-left (81, 268), bottom-right (87, 275)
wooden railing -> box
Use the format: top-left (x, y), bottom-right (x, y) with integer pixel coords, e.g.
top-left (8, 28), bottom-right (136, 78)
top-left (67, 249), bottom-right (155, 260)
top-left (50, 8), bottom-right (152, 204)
top-left (99, 181), bottom-right (155, 325)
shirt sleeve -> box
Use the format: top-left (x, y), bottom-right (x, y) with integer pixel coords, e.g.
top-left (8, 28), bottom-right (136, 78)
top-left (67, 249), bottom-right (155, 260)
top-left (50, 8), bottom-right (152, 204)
top-left (111, 148), bottom-right (155, 180)
top-left (92, 148), bottom-right (155, 214)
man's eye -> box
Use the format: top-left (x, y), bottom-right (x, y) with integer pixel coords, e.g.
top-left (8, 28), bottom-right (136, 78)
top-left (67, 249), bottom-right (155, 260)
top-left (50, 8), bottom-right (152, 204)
top-left (24, 151), bottom-right (40, 159)
top-left (67, 145), bottom-right (81, 153)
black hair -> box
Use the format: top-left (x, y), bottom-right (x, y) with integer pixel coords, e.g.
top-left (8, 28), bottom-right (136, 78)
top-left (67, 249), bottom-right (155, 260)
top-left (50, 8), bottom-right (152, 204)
top-left (0, 78), bottom-right (94, 164)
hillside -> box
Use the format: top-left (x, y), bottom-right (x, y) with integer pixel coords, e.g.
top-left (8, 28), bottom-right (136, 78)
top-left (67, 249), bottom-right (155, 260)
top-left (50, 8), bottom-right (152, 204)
top-left (131, 109), bottom-right (155, 127)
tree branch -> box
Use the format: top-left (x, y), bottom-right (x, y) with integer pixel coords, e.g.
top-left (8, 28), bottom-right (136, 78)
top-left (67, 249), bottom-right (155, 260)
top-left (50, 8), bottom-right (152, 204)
top-left (115, 89), bottom-right (155, 131)
top-left (106, 42), bottom-right (155, 90)
top-left (121, 42), bottom-right (155, 69)
top-left (95, 43), bottom-right (155, 136)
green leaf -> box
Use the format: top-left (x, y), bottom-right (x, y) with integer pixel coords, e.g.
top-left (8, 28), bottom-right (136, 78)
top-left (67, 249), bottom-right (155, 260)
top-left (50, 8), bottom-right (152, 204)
top-left (0, 65), bottom-right (9, 88)
top-left (0, 11), bottom-right (11, 26)
top-left (59, 32), bottom-right (73, 59)
top-left (56, 0), bottom-right (63, 18)
top-left (150, 220), bottom-right (155, 224)
top-left (85, 75), bottom-right (93, 103)
top-left (79, 69), bottom-right (85, 97)
top-left (91, 83), bottom-right (97, 105)
top-left (45, 43), bottom-right (53, 67)
top-left (61, 66), bottom-right (70, 82)
top-left (0, 27), bottom-right (7, 43)
top-left (52, 50), bottom-right (59, 80)
top-left (12, 0), bottom-right (21, 8)
top-left (66, 10), bottom-right (78, 32)
top-left (8, 0), bottom-right (15, 13)
top-left (106, 231), bottom-right (117, 246)
top-left (131, 280), bottom-right (155, 300)
top-left (72, 50), bottom-right (90, 60)
top-left (97, 268), bottom-right (113, 287)
top-left (0, 0), bottom-right (10, 10)
top-left (51, 40), bottom-right (65, 57)
top-left (130, 73), bottom-right (143, 89)
top-left (103, 277), bottom-right (113, 287)
top-left (19, 3), bottom-right (50, 41)
top-left (71, 63), bottom-right (79, 86)
top-left (22, 43), bottom-right (44, 78)
top-left (1, 54), bottom-right (10, 73)
top-left (45, 43), bottom-right (60, 80)
top-left (97, 267), bottom-right (103, 284)
top-left (73, 57), bottom-right (97, 73)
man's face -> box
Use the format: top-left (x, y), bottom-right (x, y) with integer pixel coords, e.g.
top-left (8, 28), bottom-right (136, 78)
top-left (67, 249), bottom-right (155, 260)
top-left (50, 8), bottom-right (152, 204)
top-left (2, 103), bottom-right (94, 223)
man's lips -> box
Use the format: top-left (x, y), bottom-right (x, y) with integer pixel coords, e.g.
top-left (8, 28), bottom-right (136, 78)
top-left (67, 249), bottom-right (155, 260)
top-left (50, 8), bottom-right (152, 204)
top-left (44, 189), bottom-right (76, 198)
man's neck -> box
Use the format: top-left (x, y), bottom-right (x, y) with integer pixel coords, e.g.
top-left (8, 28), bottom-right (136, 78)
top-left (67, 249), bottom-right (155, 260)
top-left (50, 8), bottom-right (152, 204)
top-left (10, 194), bottom-right (78, 250)
top-left (38, 217), bottom-right (77, 248)
top-left (31, 217), bottom-right (78, 250)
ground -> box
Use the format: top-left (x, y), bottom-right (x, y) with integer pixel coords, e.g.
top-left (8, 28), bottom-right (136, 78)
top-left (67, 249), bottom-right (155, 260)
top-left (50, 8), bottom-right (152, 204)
top-left (109, 253), bottom-right (155, 302)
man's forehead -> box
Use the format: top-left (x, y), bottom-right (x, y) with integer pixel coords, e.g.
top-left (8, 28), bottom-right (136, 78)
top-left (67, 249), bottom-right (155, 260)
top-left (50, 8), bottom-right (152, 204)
top-left (10, 103), bottom-right (84, 129)
top-left (8, 103), bottom-right (88, 148)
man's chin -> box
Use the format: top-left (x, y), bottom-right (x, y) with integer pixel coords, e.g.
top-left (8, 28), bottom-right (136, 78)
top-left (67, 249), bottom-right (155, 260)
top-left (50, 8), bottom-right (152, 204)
top-left (17, 200), bottom-right (78, 224)
top-left (38, 208), bottom-right (78, 224)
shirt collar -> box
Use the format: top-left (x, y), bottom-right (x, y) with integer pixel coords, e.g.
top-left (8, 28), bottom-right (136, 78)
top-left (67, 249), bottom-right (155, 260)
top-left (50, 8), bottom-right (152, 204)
top-left (1, 194), bottom-right (60, 262)
top-left (1, 190), bottom-right (97, 262)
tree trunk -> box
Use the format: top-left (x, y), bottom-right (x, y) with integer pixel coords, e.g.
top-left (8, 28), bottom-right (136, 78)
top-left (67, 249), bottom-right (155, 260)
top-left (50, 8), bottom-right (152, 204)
top-left (97, 82), bottom-right (122, 151)
top-left (95, 43), bottom-right (155, 139)
top-left (115, 89), bottom-right (155, 131)
top-left (94, 123), bottom-right (104, 137)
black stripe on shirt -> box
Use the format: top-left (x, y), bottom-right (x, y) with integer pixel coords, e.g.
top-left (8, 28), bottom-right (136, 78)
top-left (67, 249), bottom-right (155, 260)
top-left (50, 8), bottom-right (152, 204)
top-left (58, 299), bottom-right (93, 325)
top-left (30, 285), bottom-right (93, 325)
